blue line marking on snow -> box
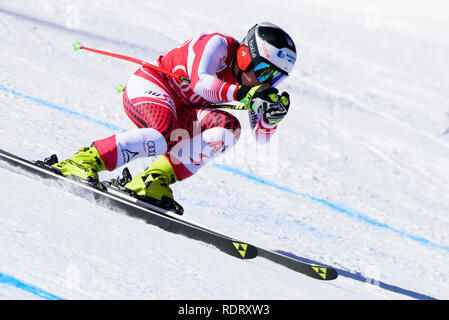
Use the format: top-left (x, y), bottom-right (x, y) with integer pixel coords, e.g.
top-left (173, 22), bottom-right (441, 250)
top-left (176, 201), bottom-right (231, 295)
top-left (0, 85), bottom-right (125, 132)
top-left (0, 272), bottom-right (64, 300)
top-left (212, 163), bottom-right (449, 253)
top-left (2, 85), bottom-right (449, 254)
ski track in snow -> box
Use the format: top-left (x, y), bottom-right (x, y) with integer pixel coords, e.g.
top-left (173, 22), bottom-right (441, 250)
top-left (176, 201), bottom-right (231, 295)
top-left (1, 0), bottom-right (449, 299)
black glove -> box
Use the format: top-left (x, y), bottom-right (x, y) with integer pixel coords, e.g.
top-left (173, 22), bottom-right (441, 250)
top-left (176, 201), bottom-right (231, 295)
top-left (236, 85), bottom-right (279, 108)
top-left (237, 85), bottom-right (290, 125)
top-left (262, 92), bottom-right (290, 124)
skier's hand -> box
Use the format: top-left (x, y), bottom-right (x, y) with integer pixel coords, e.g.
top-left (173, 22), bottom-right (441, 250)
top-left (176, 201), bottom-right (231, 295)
top-left (262, 92), bottom-right (290, 125)
top-left (237, 85), bottom-right (290, 125)
top-left (236, 85), bottom-right (279, 111)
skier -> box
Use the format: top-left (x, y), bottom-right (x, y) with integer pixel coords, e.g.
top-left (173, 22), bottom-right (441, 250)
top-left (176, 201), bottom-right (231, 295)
top-left (51, 22), bottom-right (297, 211)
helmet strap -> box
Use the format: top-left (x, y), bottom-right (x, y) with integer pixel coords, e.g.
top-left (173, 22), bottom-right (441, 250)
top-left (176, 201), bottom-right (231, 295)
top-left (231, 57), bottom-right (243, 84)
top-left (236, 69), bottom-right (243, 84)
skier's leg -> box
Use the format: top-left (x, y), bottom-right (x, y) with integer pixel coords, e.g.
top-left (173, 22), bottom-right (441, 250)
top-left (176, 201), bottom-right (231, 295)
top-left (122, 106), bottom-right (240, 207)
top-left (94, 67), bottom-right (178, 171)
top-left (107, 67), bottom-right (181, 204)
top-left (164, 106), bottom-right (241, 181)
top-left (52, 67), bottom-right (178, 182)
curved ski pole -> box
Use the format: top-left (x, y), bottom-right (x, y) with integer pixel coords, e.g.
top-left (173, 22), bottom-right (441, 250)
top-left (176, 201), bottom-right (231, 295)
top-left (72, 41), bottom-right (190, 84)
top-left (73, 42), bottom-right (249, 110)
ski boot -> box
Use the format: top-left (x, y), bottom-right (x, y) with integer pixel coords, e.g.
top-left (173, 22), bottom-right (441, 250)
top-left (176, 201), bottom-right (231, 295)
top-left (123, 156), bottom-right (184, 215)
top-left (50, 146), bottom-right (106, 189)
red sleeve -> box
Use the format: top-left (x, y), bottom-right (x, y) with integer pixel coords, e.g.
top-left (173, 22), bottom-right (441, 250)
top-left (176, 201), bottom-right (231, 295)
top-left (188, 34), bottom-right (239, 102)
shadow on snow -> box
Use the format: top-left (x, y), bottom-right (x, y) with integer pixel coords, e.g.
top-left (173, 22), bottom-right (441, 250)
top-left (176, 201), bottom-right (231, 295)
top-left (276, 250), bottom-right (436, 300)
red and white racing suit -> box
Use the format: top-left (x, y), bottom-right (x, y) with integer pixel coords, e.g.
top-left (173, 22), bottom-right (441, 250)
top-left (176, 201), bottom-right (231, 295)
top-left (94, 33), bottom-right (278, 181)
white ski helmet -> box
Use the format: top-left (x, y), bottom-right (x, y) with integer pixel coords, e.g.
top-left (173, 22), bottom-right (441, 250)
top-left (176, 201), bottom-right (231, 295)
top-left (236, 22), bottom-right (297, 86)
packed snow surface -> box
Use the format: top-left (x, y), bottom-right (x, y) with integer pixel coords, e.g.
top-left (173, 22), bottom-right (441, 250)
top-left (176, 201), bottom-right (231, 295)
top-left (1, 0), bottom-right (448, 300)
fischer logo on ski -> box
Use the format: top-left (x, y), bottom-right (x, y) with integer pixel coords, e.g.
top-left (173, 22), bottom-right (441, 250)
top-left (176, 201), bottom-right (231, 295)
top-left (232, 242), bottom-right (249, 258)
top-left (312, 266), bottom-right (328, 280)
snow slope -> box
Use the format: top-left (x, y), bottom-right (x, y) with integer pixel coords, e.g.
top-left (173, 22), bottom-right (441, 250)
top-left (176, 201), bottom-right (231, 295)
top-left (1, 0), bottom-right (448, 300)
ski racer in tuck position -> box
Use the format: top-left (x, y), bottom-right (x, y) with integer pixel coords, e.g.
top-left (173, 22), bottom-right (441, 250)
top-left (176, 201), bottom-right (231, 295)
top-left (52, 22), bottom-right (297, 212)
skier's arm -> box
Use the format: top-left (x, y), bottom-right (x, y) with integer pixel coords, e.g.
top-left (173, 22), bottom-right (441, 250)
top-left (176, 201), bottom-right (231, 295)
top-left (189, 35), bottom-right (238, 103)
top-left (249, 107), bottom-right (278, 144)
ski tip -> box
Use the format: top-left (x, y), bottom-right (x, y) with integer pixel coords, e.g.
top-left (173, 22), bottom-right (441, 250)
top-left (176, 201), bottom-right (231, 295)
top-left (73, 41), bottom-right (83, 51)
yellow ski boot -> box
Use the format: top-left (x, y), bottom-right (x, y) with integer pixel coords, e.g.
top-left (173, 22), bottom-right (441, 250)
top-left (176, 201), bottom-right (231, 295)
top-left (124, 156), bottom-right (183, 215)
top-left (51, 146), bottom-right (106, 188)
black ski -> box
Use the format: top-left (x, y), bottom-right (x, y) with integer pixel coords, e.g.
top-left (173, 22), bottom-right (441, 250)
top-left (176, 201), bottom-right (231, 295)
top-left (0, 148), bottom-right (338, 280)
top-left (257, 248), bottom-right (338, 280)
top-left (0, 149), bottom-right (257, 260)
